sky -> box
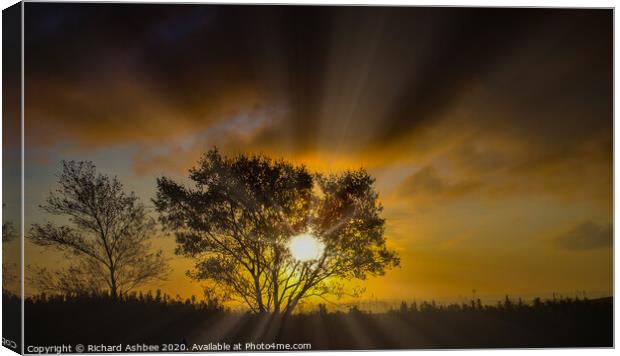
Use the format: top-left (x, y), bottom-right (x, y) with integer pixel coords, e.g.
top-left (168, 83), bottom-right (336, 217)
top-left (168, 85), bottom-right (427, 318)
top-left (7, 4), bottom-right (613, 304)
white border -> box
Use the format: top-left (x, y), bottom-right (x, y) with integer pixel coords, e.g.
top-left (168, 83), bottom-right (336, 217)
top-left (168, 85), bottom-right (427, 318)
top-left (0, 1), bottom-right (616, 356)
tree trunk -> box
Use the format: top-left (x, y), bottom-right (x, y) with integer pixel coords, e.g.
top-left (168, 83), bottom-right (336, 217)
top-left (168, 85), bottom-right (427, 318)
top-left (109, 267), bottom-right (118, 300)
top-left (283, 296), bottom-right (300, 319)
top-left (253, 276), bottom-right (265, 312)
top-left (272, 269), bottom-right (280, 314)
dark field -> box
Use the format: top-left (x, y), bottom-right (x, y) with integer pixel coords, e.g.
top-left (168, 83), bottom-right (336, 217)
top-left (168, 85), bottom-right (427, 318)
top-left (9, 293), bottom-right (612, 351)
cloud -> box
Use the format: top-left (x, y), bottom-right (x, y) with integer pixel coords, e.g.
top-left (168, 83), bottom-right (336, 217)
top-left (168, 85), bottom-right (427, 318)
top-left (397, 166), bottom-right (481, 202)
top-left (23, 4), bottom-right (612, 209)
top-left (553, 222), bottom-right (612, 250)
top-left (131, 107), bottom-right (279, 175)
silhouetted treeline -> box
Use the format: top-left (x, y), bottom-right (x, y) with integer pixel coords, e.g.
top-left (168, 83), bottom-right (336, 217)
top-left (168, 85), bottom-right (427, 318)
top-left (21, 292), bottom-right (612, 350)
top-left (3, 292), bottom-right (21, 353)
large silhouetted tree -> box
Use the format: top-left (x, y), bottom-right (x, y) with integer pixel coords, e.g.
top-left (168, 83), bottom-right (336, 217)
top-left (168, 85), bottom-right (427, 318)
top-left (155, 149), bottom-right (399, 315)
top-left (29, 161), bottom-right (168, 299)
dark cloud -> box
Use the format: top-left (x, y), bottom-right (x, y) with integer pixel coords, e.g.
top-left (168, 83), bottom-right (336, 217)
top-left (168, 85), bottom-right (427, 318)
top-left (24, 5), bottom-right (611, 141)
top-left (398, 166), bottom-right (481, 200)
top-left (554, 222), bottom-right (613, 251)
top-left (3, 2), bottom-right (21, 151)
top-left (23, 4), bottom-right (612, 200)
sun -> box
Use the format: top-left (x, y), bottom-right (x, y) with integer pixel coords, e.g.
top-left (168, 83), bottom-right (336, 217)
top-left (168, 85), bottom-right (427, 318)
top-left (288, 233), bottom-right (325, 262)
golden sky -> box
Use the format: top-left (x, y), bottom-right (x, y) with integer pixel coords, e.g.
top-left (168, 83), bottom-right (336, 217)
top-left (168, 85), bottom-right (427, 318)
top-left (5, 5), bottom-right (612, 303)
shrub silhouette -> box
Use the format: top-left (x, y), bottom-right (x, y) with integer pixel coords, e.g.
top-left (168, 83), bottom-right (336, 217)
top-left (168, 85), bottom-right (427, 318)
top-left (21, 291), bottom-right (612, 350)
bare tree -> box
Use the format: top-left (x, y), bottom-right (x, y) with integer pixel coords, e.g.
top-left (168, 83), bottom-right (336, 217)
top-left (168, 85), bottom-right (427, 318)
top-left (155, 149), bottom-right (399, 315)
top-left (3, 202), bottom-right (17, 243)
top-left (2, 221), bottom-right (15, 243)
top-left (29, 161), bottom-right (168, 299)
top-left (2, 204), bottom-right (19, 293)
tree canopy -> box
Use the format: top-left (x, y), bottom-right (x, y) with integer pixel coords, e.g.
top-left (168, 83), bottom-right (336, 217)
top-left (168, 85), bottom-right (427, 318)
top-left (155, 149), bottom-right (399, 314)
top-left (29, 161), bottom-right (168, 298)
